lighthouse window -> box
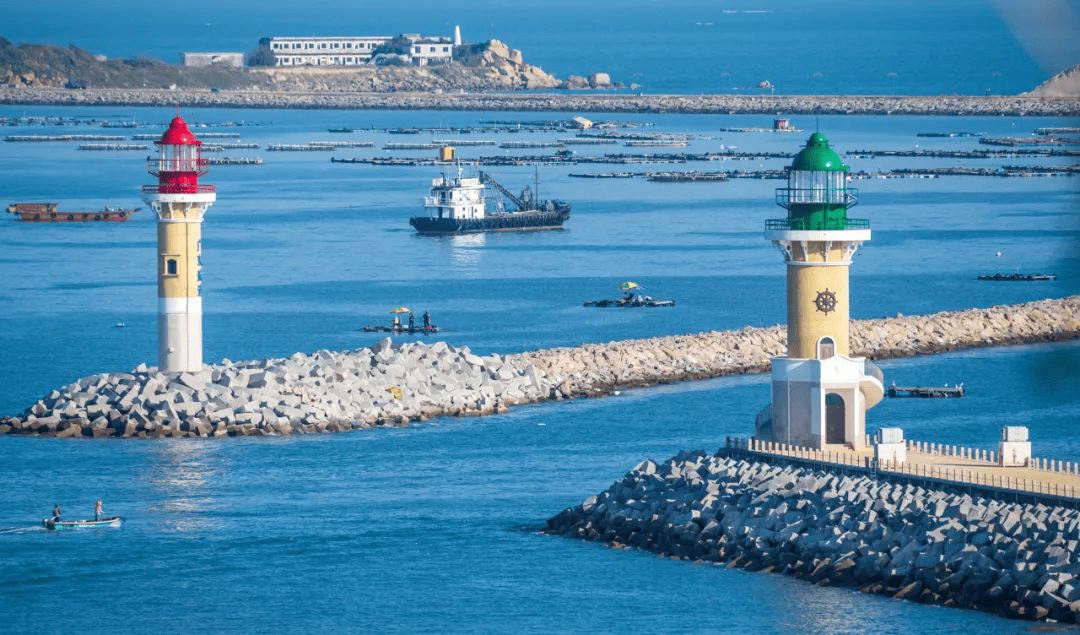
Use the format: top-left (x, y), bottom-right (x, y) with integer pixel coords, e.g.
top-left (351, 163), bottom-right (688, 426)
top-left (166, 259), bottom-right (178, 275)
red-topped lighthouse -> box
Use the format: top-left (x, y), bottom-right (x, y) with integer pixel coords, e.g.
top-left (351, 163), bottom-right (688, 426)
top-left (143, 114), bottom-right (217, 372)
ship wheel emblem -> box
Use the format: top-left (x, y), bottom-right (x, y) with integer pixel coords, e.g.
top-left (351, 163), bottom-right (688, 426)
top-left (814, 289), bottom-right (838, 315)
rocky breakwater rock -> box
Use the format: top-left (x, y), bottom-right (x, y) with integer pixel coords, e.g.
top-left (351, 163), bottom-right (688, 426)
top-left (4, 88), bottom-right (1078, 117)
top-left (850, 295), bottom-right (1080, 360)
top-left (511, 295), bottom-right (1080, 399)
top-left (0, 338), bottom-right (552, 439)
top-left (546, 451), bottom-right (1080, 622)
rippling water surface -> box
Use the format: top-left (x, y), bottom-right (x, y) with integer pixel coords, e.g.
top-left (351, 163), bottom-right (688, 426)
top-left (0, 106), bottom-right (1077, 633)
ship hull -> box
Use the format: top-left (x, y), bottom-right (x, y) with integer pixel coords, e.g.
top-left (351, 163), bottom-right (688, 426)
top-left (7, 203), bottom-right (138, 222)
top-left (410, 205), bottom-right (570, 234)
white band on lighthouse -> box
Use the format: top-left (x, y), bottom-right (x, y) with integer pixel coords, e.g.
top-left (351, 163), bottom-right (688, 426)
top-left (159, 297), bottom-right (203, 314)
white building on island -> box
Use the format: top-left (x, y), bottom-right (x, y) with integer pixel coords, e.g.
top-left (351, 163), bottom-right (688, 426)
top-left (259, 36), bottom-right (394, 66)
top-left (258, 28), bottom-right (457, 67)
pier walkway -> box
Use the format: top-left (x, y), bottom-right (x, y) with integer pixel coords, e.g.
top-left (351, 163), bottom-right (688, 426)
top-left (723, 437), bottom-right (1080, 507)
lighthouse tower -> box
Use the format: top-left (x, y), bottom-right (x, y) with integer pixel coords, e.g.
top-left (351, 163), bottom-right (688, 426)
top-left (756, 132), bottom-right (883, 450)
top-left (144, 114), bottom-right (216, 373)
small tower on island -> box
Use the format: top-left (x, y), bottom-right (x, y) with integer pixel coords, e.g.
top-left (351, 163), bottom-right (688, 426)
top-left (756, 132), bottom-right (884, 450)
top-left (144, 113), bottom-right (216, 373)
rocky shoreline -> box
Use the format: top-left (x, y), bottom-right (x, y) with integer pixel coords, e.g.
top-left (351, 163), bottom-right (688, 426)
top-left (0, 295), bottom-right (1076, 439)
top-left (2, 87), bottom-right (1079, 116)
top-left (543, 451), bottom-right (1080, 622)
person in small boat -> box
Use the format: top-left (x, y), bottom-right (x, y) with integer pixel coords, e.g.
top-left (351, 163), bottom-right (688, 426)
top-left (95, 501), bottom-right (102, 521)
top-left (408, 312), bottom-right (415, 330)
top-left (423, 311), bottom-right (431, 329)
top-left (53, 504), bottom-right (61, 522)
top-left (393, 316), bottom-right (400, 328)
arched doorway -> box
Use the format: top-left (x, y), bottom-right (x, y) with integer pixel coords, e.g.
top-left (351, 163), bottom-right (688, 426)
top-left (825, 393), bottom-right (845, 444)
top-left (818, 336), bottom-right (835, 360)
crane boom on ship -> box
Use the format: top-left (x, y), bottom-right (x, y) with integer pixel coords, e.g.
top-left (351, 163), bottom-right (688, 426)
top-left (479, 171), bottom-right (528, 211)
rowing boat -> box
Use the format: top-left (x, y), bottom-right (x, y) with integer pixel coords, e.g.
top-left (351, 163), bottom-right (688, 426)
top-left (42, 516), bottom-right (123, 530)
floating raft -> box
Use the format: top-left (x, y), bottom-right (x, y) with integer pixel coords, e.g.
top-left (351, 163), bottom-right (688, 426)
top-left (196, 132), bottom-right (242, 138)
top-left (78, 144), bottom-right (148, 151)
top-left (267, 144), bottom-right (336, 152)
top-left (646, 172), bottom-right (727, 182)
top-left (720, 127), bottom-right (802, 133)
top-left (887, 385), bottom-right (965, 398)
top-left (307, 141), bottom-right (374, 148)
top-left (625, 140), bottom-right (689, 147)
top-left (205, 157), bottom-right (262, 166)
top-left (978, 273), bottom-right (1058, 281)
top-left (916, 132), bottom-right (985, 137)
top-left (500, 141), bottom-right (565, 149)
top-left (555, 138), bottom-right (618, 145)
top-left (431, 139), bottom-right (496, 146)
top-left (208, 142), bottom-right (260, 149)
top-left (360, 325), bottom-right (440, 334)
top-left (6, 134), bottom-right (126, 142)
top-left (384, 143), bottom-right (441, 150)
top-left (1034, 127), bottom-right (1080, 136)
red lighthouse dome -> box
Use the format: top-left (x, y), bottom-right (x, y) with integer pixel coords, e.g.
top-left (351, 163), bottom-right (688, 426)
top-left (147, 115), bottom-right (210, 194)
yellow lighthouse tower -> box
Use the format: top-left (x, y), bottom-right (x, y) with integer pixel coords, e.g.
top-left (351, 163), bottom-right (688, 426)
top-left (756, 133), bottom-right (883, 450)
top-left (143, 114), bottom-right (216, 373)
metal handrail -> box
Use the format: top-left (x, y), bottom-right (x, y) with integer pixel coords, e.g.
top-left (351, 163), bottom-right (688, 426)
top-left (775, 187), bottom-right (858, 209)
top-left (142, 184), bottom-right (217, 195)
top-left (765, 217), bottom-right (869, 231)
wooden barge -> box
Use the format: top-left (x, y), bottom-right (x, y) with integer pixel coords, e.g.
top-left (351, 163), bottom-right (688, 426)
top-left (7, 203), bottom-right (139, 222)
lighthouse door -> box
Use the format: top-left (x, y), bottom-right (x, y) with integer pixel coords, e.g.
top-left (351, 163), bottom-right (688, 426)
top-left (825, 393), bottom-right (845, 444)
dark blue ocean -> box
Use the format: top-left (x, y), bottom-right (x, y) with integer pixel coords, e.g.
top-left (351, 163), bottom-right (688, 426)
top-left (8, 0), bottom-right (1080, 95)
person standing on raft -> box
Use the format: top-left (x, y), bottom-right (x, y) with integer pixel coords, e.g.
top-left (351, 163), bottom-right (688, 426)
top-left (94, 501), bottom-right (102, 521)
top-left (52, 505), bottom-right (61, 522)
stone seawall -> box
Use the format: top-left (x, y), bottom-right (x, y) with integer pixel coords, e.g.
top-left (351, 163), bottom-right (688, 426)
top-left (512, 295), bottom-right (1080, 395)
top-left (1, 295), bottom-right (1077, 439)
top-left (1, 87), bottom-right (1078, 117)
top-left (544, 451), bottom-right (1080, 622)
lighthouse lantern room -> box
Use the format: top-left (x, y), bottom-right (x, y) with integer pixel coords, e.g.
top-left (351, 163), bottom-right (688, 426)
top-left (756, 132), bottom-right (884, 450)
top-left (143, 114), bottom-right (216, 373)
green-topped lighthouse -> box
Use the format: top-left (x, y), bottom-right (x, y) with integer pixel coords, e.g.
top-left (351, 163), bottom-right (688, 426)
top-left (756, 132), bottom-right (884, 450)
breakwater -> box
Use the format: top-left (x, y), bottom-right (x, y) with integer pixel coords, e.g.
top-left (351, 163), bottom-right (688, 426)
top-left (543, 450), bottom-right (1080, 622)
top-left (1, 88), bottom-right (1078, 117)
top-left (1, 295), bottom-right (1077, 439)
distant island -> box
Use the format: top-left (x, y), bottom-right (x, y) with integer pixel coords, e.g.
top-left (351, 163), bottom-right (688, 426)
top-left (1, 37), bottom-right (1078, 116)
top-left (0, 36), bottom-right (623, 93)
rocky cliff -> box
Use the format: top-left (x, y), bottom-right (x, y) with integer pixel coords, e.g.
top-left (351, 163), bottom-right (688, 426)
top-left (1023, 63), bottom-right (1080, 97)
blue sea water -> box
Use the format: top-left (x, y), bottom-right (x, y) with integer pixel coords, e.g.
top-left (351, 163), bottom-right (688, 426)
top-left (7, 0), bottom-right (1079, 95)
top-left (0, 104), bottom-right (1079, 632)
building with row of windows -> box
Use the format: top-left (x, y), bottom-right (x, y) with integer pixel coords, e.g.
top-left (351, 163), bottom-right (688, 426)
top-left (258, 33), bottom-right (454, 67)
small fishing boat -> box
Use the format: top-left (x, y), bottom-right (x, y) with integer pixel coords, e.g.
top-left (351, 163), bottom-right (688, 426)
top-left (584, 282), bottom-right (676, 307)
top-left (42, 516), bottom-right (123, 531)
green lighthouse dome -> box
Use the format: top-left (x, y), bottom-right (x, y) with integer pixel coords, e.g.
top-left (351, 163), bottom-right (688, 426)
top-left (790, 132), bottom-right (848, 172)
